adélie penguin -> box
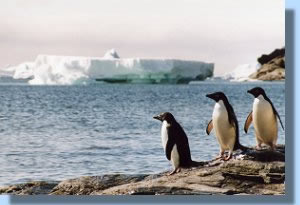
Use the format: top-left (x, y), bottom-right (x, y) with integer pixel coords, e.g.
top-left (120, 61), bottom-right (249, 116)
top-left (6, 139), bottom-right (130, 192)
top-left (244, 87), bottom-right (284, 150)
top-left (206, 92), bottom-right (248, 161)
top-left (153, 112), bottom-right (200, 175)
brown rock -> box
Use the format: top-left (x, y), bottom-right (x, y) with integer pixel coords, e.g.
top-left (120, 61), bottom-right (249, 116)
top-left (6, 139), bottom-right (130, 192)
top-left (249, 48), bottom-right (285, 81)
top-left (0, 181), bottom-right (58, 195)
top-left (50, 174), bottom-right (147, 195)
top-left (0, 145), bottom-right (285, 195)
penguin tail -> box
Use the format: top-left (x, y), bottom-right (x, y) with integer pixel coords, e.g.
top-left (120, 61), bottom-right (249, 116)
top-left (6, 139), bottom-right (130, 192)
top-left (190, 160), bottom-right (206, 167)
top-left (235, 143), bottom-right (249, 153)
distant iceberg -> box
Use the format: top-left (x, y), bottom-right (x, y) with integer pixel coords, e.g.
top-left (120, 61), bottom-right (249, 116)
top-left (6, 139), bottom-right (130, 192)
top-left (0, 64), bottom-right (16, 77)
top-left (0, 49), bottom-right (214, 85)
top-left (103, 49), bottom-right (120, 59)
top-left (223, 63), bottom-right (261, 82)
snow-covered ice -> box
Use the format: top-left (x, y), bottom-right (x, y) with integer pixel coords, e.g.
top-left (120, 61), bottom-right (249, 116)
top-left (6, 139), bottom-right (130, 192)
top-left (103, 48), bottom-right (120, 59)
top-left (0, 49), bottom-right (214, 85)
top-left (222, 63), bottom-right (261, 82)
top-left (0, 64), bottom-right (16, 77)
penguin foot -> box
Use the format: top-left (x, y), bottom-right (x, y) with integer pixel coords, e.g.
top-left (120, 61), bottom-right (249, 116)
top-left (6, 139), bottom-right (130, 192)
top-left (215, 153), bottom-right (224, 160)
top-left (168, 168), bottom-right (180, 175)
top-left (215, 155), bottom-right (223, 160)
top-left (223, 156), bottom-right (231, 161)
top-left (255, 145), bottom-right (262, 150)
top-left (223, 153), bottom-right (232, 161)
top-left (270, 144), bottom-right (277, 151)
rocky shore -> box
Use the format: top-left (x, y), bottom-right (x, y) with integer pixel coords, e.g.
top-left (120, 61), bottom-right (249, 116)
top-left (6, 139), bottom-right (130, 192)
top-left (0, 145), bottom-right (285, 195)
top-left (249, 48), bottom-right (285, 81)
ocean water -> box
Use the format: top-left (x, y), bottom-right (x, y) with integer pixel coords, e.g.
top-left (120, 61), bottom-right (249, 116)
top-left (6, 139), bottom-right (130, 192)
top-left (0, 81), bottom-right (285, 186)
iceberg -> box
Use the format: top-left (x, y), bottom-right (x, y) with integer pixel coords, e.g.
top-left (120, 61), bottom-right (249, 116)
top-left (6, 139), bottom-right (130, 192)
top-left (0, 64), bottom-right (16, 77)
top-left (103, 48), bottom-right (120, 59)
top-left (223, 63), bottom-right (261, 82)
top-left (1, 49), bottom-right (214, 85)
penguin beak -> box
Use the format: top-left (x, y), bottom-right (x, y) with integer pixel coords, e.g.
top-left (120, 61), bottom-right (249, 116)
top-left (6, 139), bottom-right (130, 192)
top-left (153, 115), bottom-right (161, 121)
top-left (206, 93), bottom-right (215, 100)
top-left (247, 90), bottom-right (254, 96)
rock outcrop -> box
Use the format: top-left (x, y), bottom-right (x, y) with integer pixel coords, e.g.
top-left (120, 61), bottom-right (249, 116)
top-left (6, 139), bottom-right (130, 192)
top-left (0, 145), bottom-right (285, 195)
top-left (249, 48), bottom-right (285, 81)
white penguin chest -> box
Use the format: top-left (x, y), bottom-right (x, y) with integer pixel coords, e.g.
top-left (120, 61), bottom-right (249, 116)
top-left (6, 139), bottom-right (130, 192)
top-left (253, 95), bottom-right (273, 119)
top-left (161, 121), bottom-right (169, 150)
top-left (253, 95), bottom-right (277, 142)
top-left (161, 120), bottom-right (180, 168)
top-left (213, 101), bottom-right (227, 122)
top-left (212, 100), bottom-right (236, 150)
top-left (212, 101), bottom-right (231, 130)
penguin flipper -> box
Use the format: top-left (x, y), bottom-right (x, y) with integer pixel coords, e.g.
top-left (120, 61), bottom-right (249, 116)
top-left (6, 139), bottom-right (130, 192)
top-left (266, 96), bottom-right (285, 130)
top-left (273, 107), bottom-right (284, 130)
top-left (277, 114), bottom-right (285, 130)
top-left (244, 111), bottom-right (253, 133)
top-left (206, 119), bottom-right (213, 135)
top-left (165, 139), bottom-right (175, 161)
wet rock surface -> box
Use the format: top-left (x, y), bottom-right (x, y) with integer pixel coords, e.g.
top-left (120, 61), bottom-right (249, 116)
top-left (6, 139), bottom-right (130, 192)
top-left (0, 145), bottom-right (285, 195)
top-left (0, 181), bottom-right (58, 195)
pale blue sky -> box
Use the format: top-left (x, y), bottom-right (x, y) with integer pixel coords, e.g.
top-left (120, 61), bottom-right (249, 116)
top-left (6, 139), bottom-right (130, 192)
top-left (0, 0), bottom-right (284, 75)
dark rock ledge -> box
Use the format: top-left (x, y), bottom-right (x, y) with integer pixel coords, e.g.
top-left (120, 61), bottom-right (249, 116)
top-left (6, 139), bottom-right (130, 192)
top-left (0, 145), bottom-right (285, 195)
top-left (249, 48), bottom-right (285, 81)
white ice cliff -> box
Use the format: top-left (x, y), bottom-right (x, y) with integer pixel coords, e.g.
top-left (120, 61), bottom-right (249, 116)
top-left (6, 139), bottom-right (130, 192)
top-left (1, 49), bottom-right (214, 85)
top-left (222, 63), bottom-right (261, 82)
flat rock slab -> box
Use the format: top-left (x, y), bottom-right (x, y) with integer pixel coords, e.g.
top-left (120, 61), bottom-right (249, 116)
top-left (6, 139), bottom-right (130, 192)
top-left (0, 181), bottom-right (59, 195)
top-left (50, 174), bottom-right (147, 195)
top-left (0, 145), bottom-right (285, 195)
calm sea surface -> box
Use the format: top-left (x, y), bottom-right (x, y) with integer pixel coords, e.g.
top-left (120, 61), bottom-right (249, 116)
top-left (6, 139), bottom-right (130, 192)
top-left (0, 81), bottom-right (285, 185)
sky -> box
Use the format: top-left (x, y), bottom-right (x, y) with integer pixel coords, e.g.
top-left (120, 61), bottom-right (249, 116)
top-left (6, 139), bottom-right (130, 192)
top-left (0, 0), bottom-right (284, 75)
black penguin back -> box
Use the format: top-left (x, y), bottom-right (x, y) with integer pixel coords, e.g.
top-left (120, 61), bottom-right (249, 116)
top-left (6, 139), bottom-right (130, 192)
top-left (167, 120), bottom-right (193, 167)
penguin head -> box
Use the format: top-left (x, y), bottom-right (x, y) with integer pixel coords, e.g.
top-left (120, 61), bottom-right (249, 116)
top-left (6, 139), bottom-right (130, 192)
top-left (153, 112), bottom-right (175, 123)
top-left (206, 92), bottom-right (227, 102)
top-left (247, 87), bottom-right (266, 98)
